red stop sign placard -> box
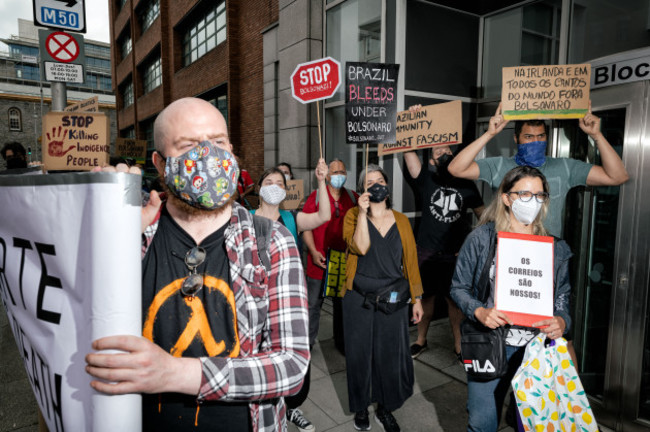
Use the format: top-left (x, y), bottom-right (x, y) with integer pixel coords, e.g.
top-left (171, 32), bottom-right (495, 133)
top-left (291, 57), bottom-right (341, 104)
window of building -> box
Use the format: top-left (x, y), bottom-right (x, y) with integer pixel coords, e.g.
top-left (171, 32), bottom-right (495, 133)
top-left (120, 33), bottom-right (132, 60)
top-left (181, 1), bottom-right (226, 67)
top-left (9, 44), bottom-right (39, 58)
top-left (15, 64), bottom-right (40, 81)
top-left (121, 126), bottom-right (136, 139)
top-left (142, 55), bottom-right (162, 93)
top-left (8, 108), bottom-right (21, 131)
top-left (121, 78), bottom-right (134, 108)
top-left (569, 0), bottom-right (650, 63)
top-left (324, 0), bottom-right (382, 174)
top-left (85, 44), bottom-right (111, 58)
top-left (118, 0), bottom-right (127, 11)
top-left (140, 0), bottom-right (160, 33)
top-left (86, 73), bottom-right (112, 90)
top-left (86, 57), bottom-right (112, 69)
top-left (481, 0), bottom-right (561, 98)
top-left (197, 84), bottom-right (228, 124)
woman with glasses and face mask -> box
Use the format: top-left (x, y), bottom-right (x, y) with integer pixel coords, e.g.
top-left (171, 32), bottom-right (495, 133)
top-left (450, 166), bottom-right (573, 432)
top-left (252, 158), bottom-right (331, 244)
top-left (341, 164), bottom-right (424, 432)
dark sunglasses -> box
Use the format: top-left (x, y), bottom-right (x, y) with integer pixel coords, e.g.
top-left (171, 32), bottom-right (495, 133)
top-left (181, 246), bottom-right (207, 298)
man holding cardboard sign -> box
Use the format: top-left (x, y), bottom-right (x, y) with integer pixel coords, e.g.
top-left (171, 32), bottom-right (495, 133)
top-left (403, 116), bottom-right (484, 359)
top-left (448, 101), bottom-right (629, 237)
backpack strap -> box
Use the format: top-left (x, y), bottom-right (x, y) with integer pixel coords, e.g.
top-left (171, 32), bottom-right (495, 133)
top-left (252, 214), bottom-right (274, 273)
top-left (315, 187), bottom-right (356, 208)
top-left (278, 210), bottom-right (299, 244)
top-left (476, 231), bottom-right (497, 304)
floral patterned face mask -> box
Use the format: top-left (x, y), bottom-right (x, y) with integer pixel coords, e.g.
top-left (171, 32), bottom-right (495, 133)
top-left (164, 140), bottom-right (240, 210)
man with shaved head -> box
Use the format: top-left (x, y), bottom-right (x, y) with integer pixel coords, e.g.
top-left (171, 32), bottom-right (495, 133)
top-left (86, 98), bottom-right (310, 432)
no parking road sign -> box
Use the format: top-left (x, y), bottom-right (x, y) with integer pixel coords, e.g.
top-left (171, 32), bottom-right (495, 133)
top-left (39, 29), bottom-right (86, 83)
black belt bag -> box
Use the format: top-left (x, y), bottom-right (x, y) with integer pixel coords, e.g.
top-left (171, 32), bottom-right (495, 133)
top-left (460, 319), bottom-right (508, 380)
top-left (459, 232), bottom-right (508, 380)
top-left (354, 277), bottom-right (411, 315)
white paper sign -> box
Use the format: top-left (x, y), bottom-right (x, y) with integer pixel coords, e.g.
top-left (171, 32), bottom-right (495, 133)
top-left (0, 172), bottom-right (142, 432)
top-left (495, 232), bottom-right (554, 326)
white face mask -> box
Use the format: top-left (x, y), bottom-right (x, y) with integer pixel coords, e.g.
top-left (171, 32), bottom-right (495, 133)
top-left (510, 198), bottom-right (543, 225)
top-left (284, 174), bottom-right (291, 182)
top-left (259, 184), bottom-right (286, 205)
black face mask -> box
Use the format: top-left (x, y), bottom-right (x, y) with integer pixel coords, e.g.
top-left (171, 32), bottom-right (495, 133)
top-left (6, 156), bottom-right (27, 169)
top-left (436, 153), bottom-right (453, 169)
top-left (367, 183), bottom-right (390, 203)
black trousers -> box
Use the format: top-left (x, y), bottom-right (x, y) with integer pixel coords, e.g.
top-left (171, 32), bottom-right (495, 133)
top-left (342, 289), bottom-right (414, 413)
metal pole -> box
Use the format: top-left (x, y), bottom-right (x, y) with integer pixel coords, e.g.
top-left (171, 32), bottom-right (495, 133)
top-left (51, 82), bottom-right (67, 111)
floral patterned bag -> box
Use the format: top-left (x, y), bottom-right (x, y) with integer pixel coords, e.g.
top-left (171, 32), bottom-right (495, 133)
top-left (511, 335), bottom-right (599, 432)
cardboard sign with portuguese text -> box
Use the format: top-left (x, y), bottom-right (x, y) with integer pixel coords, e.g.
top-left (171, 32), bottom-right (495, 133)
top-left (501, 64), bottom-right (591, 120)
top-left (43, 112), bottom-right (109, 171)
top-left (115, 137), bottom-right (148, 164)
top-left (64, 96), bottom-right (99, 112)
top-left (379, 100), bottom-right (462, 156)
top-left (280, 179), bottom-right (304, 210)
top-left (495, 231), bottom-right (554, 327)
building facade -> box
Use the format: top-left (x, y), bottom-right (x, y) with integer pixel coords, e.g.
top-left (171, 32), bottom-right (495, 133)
top-left (0, 19), bottom-right (116, 169)
top-left (110, 1), bottom-right (650, 429)
top-left (110, 0), bottom-right (279, 180)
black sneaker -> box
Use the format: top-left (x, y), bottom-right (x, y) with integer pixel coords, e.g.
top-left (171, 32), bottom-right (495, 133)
top-left (375, 408), bottom-right (400, 432)
top-left (287, 408), bottom-right (315, 432)
top-left (410, 342), bottom-right (428, 359)
top-left (354, 409), bottom-right (371, 431)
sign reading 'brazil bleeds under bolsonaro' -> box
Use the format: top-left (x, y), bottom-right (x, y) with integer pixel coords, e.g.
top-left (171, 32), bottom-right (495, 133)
top-left (379, 100), bottom-right (462, 156)
top-left (501, 64), bottom-right (591, 120)
top-left (345, 62), bottom-right (399, 145)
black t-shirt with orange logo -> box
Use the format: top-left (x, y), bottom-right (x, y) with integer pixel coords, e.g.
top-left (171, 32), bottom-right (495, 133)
top-left (142, 206), bottom-right (250, 431)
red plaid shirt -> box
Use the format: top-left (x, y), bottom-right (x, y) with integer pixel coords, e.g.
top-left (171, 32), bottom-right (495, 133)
top-left (143, 202), bottom-right (310, 431)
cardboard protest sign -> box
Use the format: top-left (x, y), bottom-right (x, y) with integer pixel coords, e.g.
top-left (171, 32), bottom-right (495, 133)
top-left (115, 137), bottom-right (148, 163)
top-left (64, 95), bottom-right (99, 112)
top-left (280, 179), bottom-right (304, 210)
top-left (42, 112), bottom-right (110, 171)
top-left (345, 62), bottom-right (400, 145)
top-left (0, 172), bottom-right (142, 432)
top-left (495, 231), bottom-right (554, 327)
top-left (379, 100), bottom-right (462, 156)
top-left (501, 64), bottom-right (591, 120)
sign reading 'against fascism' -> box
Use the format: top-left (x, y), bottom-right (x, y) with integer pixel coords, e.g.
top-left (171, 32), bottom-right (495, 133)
top-left (501, 64), bottom-right (591, 120)
top-left (379, 100), bottom-right (462, 156)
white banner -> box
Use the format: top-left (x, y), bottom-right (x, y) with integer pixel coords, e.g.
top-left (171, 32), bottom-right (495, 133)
top-left (0, 172), bottom-right (142, 432)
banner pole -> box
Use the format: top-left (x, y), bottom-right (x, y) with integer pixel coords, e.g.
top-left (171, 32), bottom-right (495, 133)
top-left (364, 143), bottom-right (369, 192)
top-left (317, 100), bottom-right (323, 159)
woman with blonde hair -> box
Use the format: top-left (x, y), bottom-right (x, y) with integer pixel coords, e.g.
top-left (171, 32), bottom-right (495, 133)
top-left (451, 165), bottom-right (572, 432)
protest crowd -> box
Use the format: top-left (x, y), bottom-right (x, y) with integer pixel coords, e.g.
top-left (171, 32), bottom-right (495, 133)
top-left (1, 65), bottom-right (629, 432)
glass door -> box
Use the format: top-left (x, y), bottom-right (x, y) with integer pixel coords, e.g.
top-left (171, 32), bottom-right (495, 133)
top-left (557, 80), bottom-right (650, 431)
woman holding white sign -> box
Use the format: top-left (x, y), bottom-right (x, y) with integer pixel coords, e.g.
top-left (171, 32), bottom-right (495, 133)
top-left (450, 166), bottom-right (572, 432)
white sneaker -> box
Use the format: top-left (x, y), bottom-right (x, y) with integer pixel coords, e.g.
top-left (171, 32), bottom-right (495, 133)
top-left (287, 408), bottom-right (315, 432)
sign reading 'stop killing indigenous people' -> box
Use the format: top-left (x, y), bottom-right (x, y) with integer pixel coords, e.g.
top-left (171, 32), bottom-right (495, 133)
top-left (345, 62), bottom-right (399, 145)
top-left (379, 100), bottom-right (462, 156)
top-left (501, 64), bottom-right (591, 120)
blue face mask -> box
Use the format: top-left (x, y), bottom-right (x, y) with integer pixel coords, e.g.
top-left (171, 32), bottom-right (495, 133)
top-left (329, 174), bottom-right (346, 189)
top-left (514, 141), bottom-right (547, 168)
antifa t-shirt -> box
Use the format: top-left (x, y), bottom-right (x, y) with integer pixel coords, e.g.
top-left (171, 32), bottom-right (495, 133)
top-left (415, 168), bottom-right (483, 253)
top-left (141, 206), bottom-right (250, 432)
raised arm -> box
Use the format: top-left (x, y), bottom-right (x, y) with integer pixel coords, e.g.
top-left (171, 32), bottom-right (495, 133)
top-left (296, 158), bottom-right (331, 232)
top-left (448, 103), bottom-right (509, 180)
top-left (404, 152), bottom-right (422, 179)
top-left (580, 102), bottom-right (629, 186)
top-left (344, 193), bottom-right (371, 255)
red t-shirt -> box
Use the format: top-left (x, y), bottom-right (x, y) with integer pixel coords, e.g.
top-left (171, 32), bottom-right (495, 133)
top-left (237, 169), bottom-right (254, 195)
top-left (302, 186), bottom-right (358, 280)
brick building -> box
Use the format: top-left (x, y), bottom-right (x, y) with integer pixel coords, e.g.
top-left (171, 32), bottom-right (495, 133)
top-left (110, 0), bottom-right (289, 184)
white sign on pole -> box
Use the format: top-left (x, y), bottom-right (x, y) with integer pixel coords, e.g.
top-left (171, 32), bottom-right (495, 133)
top-left (0, 172), bottom-right (142, 432)
top-left (44, 61), bottom-right (84, 83)
top-left (33, 0), bottom-right (86, 33)
top-left (495, 232), bottom-right (554, 327)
